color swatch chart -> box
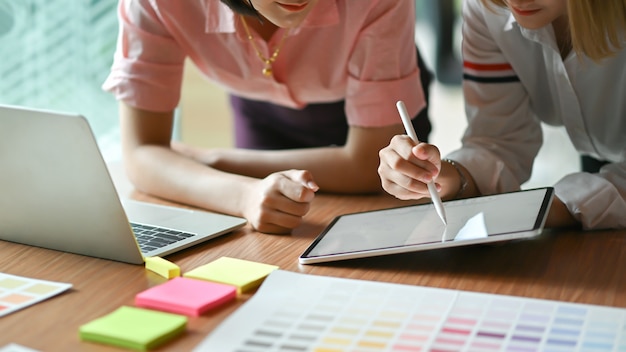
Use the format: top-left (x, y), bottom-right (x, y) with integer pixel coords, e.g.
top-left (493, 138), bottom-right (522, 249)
top-left (0, 273), bottom-right (72, 317)
top-left (195, 270), bottom-right (626, 352)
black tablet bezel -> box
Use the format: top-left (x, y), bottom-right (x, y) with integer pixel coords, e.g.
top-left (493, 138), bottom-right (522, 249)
top-left (299, 187), bottom-right (554, 264)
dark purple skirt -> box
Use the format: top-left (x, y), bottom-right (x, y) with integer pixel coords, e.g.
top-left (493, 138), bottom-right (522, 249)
top-left (230, 94), bottom-right (432, 150)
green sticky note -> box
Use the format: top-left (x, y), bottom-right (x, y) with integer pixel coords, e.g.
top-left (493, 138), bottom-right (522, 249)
top-left (183, 257), bottom-right (278, 294)
top-left (79, 306), bottom-right (187, 351)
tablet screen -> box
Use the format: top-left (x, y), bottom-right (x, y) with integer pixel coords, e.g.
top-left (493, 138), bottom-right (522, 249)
top-left (299, 188), bottom-right (553, 264)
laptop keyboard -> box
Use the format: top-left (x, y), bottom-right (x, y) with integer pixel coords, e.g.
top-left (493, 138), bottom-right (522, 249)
top-left (130, 222), bottom-right (196, 253)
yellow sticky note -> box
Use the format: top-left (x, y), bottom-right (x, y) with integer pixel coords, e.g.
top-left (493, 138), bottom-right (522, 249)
top-left (145, 257), bottom-right (180, 279)
top-left (183, 257), bottom-right (278, 294)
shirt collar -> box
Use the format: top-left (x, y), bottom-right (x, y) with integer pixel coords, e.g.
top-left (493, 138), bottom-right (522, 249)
top-left (203, 0), bottom-right (339, 34)
top-left (502, 11), bottom-right (558, 51)
top-left (203, 0), bottom-right (236, 33)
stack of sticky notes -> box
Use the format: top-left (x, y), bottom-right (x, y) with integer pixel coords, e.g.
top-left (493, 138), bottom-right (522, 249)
top-left (183, 257), bottom-right (279, 294)
top-left (79, 306), bottom-right (187, 351)
top-left (135, 277), bottom-right (236, 316)
top-left (79, 256), bottom-right (278, 350)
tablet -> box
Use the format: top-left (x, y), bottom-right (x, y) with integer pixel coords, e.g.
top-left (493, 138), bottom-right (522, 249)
top-left (299, 187), bottom-right (554, 264)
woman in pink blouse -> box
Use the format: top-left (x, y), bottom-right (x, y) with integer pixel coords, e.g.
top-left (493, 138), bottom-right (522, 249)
top-left (104, 0), bottom-right (432, 233)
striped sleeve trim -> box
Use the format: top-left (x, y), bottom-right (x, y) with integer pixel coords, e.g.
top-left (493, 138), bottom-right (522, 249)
top-left (463, 61), bottom-right (519, 83)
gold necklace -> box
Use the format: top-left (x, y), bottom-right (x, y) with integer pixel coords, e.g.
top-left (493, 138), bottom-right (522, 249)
top-left (240, 16), bottom-right (290, 77)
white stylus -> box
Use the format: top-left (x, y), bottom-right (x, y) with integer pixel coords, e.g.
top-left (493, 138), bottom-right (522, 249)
top-left (396, 100), bottom-right (447, 226)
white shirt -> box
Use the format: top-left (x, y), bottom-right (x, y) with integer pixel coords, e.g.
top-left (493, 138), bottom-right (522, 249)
top-left (447, 0), bottom-right (626, 229)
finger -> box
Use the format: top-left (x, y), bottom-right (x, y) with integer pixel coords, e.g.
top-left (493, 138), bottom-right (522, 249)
top-left (252, 195), bottom-right (310, 232)
top-left (412, 143), bottom-right (442, 177)
top-left (380, 145), bottom-right (436, 186)
top-left (285, 169), bottom-right (319, 192)
top-left (381, 172), bottom-right (431, 199)
top-left (382, 182), bottom-right (426, 200)
top-left (385, 136), bottom-right (438, 183)
top-left (380, 166), bottom-right (430, 199)
top-left (244, 187), bottom-right (308, 233)
top-left (259, 191), bottom-right (312, 218)
top-left (282, 169), bottom-right (319, 193)
top-left (388, 135), bottom-right (417, 160)
top-left (252, 210), bottom-right (304, 234)
top-left (278, 170), bottom-right (317, 203)
top-left (379, 155), bottom-right (431, 199)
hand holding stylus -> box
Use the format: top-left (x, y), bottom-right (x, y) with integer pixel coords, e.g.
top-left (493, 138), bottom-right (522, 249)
top-left (395, 101), bottom-right (447, 225)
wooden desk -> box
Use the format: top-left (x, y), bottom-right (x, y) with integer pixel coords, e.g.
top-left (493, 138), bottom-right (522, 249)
top-left (1, 168), bottom-right (625, 351)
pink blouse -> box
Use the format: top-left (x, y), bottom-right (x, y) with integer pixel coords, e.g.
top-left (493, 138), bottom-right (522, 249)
top-left (102, 0), bottom-right (425, 127)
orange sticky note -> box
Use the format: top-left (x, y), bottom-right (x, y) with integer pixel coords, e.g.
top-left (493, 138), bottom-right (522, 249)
top-left (183, 257), bottom-right (278, 294)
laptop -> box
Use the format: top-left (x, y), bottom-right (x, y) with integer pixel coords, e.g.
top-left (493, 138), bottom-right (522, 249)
top-left (0, 104), bottom-right (247, 264)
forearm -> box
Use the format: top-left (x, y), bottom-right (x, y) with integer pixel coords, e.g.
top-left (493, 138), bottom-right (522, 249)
top-left (209, 147), bottom-right (384, 194)
top-left (124, 144), bottom-right (254, 217)
top-left (174, 124), bottom-right (402, 195)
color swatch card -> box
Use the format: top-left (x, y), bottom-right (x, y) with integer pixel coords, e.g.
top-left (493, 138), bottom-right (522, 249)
top-left (135, 277), bottom-right (236, 316)
top-left (0, 273), bottom-right (72, 317)
top-left (184, 257), bottom-right (279, 294)
top-left (194, 270), bottom-right (626, 352)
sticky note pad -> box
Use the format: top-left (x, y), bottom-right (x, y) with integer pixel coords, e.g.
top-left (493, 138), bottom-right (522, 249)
top-left (183, 257), bottom-right (278, 294)
top-left (135, 277), bottom-right (236, 316)
top-left (79, 306), bottom-right (187, 351)
top-left (144, 256), bottom-right (180, 279)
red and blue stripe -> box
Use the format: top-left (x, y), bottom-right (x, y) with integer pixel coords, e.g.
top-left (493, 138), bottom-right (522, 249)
top-left (463, 61), bottom-right (519, 83)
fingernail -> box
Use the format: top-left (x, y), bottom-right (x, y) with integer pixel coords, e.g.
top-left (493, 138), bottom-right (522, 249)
top-left (307, 181), bottom-right (319, 191)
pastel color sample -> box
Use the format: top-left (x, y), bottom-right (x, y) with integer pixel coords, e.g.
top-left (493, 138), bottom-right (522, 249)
top-left (0, 277), bottom-right (27, 289)
top-left (135, 277), bottom-right (236, 316)
top-left (0, 273), bottom-right (72, 318)
top-left (144, 256), bottom-right (180, 279)
top-left (183, 257), bottom-right (278, 294)
top-left (23, 283), bottom-right (60, 295)
top-left (79, 306), bottom-right (187, 351)
top-left (1, 294), bottom-right (32, 304)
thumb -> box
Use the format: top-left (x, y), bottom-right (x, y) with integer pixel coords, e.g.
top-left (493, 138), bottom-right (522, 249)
top-left (286, 169), bottom-right (319, 192)
top-left (413, 143), bottom-right (442, 176)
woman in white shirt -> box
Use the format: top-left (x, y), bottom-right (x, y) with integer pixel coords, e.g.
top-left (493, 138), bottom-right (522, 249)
top-left (378, 0), bottom-right (626, 230)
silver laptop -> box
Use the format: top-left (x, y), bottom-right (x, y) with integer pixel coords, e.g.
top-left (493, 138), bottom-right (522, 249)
top-left (0, 104), bottom-right (247, 264)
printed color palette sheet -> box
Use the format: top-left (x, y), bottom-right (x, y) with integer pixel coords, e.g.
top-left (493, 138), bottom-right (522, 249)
top-left (195, 270), bottom-right (626, 352)
top-left (0, 273), bottom-right (72, 317)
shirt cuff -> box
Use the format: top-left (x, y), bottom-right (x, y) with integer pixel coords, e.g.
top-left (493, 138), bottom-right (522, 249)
top-left (445, 147), bottom-right (522, 195)
top-left (102, 57), bottom-right (184, 112)
top-left (554, 173), bottom-right (626, 230)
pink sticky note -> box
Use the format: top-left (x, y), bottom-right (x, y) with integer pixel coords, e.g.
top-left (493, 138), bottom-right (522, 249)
top-left (135, 277), bottom-right (236, 316)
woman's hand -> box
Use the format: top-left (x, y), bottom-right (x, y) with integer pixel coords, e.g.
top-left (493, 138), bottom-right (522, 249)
top-left (378, 135), bottom-right (442, 200)
top-left (242, 169), bottom-right (319, 234)
top-left (545, 196), bottom-right (579, 229)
